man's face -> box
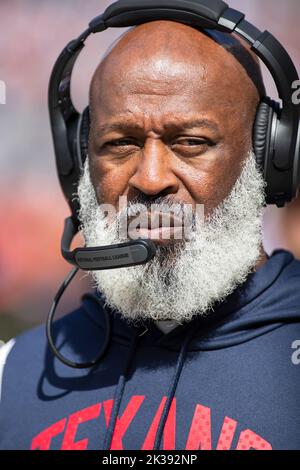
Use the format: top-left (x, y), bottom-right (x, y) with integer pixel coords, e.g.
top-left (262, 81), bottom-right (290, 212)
top-left (77, 21), bottom-right (266, 324)
top-left (88, 21), bottom-right (259, 222)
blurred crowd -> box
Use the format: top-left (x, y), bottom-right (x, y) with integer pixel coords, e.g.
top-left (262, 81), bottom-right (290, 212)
top-left (0, 0), bottom-right (299, 340)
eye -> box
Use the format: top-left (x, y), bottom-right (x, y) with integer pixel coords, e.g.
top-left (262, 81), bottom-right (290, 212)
top-left (174, 138), bottom-right (210, 146)
top-left (105, 138), bottom-right (140, 148)
top-left (170, 137), bottom-right (215, 157)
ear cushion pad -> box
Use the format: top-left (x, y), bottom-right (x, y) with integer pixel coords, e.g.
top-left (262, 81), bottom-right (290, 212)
top-left (79, 106), bottom-right (90, 166)
top-left (253, 99), bottom-right (274, 173)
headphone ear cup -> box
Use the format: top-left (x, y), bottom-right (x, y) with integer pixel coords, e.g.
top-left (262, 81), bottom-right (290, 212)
top-left (78, 106), bottom-right (90, 169)
top-left (253, 98), bottom-right (275, 174)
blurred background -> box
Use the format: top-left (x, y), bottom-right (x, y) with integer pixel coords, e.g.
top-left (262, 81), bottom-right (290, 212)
top-left (0, 0), bottom-right (299, 341)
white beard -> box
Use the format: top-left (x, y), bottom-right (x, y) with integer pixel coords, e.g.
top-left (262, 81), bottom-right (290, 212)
top-left (77, 150), bottom-right (266, 325)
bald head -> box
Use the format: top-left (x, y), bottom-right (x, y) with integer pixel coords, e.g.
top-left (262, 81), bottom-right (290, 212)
top-left (89, 20), bottom-right (264, 122)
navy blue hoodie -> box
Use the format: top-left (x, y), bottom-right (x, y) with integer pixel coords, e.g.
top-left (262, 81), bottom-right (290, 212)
top-left (0, 249), bottom-right (300, 450)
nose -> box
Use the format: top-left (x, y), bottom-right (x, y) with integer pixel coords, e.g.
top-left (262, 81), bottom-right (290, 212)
top-left (128, 137), bottom-right (179, 197)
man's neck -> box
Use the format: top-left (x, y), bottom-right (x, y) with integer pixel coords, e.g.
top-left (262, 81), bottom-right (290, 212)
top-left (255, 245), bottom-right (268, 271)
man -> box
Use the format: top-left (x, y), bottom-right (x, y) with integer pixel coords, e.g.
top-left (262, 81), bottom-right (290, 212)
top-left (0, 20), bottom-right (300, 450)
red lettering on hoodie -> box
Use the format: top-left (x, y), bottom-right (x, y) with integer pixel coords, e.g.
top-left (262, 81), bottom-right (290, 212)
top-left (61, 403), bottom-right (102, 450)
top-left (142, 397), bottom-right (176, 450)
top-left (185, 404), bottom-right (212, 450)
top-left (104, 395), bottom-right (145, 450)
top-left (236, 429), bottom-right (272, 450)
top-left (31, 418), bottom-right (66, 450)
top-left (216, 417), bottom-right (238, 450)
top-left (30, 396), bottom-right (272, 450)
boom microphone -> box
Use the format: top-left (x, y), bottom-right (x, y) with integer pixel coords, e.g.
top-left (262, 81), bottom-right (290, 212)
top-left (46, 215), bottom-right (156, 369)
top-left (61, 216), bottom-right (157, 270)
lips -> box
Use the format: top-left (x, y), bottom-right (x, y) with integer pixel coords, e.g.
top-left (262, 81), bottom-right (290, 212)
top-left (127, 211), bottom-right (185, 244)
top-left (128, 211), bottom-right (184, 230)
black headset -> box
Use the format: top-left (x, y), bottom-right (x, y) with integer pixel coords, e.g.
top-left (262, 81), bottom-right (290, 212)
top-left (46, 0), bottom-right (300, 368)
top-left (49, 0), bottom-right (300, 220)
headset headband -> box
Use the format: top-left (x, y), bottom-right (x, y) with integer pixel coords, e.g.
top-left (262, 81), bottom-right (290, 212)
top-left (49, 0), bottom-right (300, 217)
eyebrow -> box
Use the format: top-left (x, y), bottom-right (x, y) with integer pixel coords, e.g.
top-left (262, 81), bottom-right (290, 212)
top-left (95, 118), bottom-right (220, 135)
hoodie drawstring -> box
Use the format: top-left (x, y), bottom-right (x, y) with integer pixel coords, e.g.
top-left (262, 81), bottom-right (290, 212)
top-left (153, 325), bottom-right (196, 450)
top-left (84, 294), bottom-right (198, 451)
top-left (102, 326), bottom-right (141, 450)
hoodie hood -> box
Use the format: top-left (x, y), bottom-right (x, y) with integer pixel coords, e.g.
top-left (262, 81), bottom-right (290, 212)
top-left (81, 249), bottom-right (300, 353)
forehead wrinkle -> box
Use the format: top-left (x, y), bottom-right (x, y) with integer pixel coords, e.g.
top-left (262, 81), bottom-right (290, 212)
top-left (95, 117), bottom-right (219, 135)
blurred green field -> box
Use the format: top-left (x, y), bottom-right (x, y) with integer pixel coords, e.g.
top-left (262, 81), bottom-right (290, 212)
top-left (0, 313), bottom-right (39, 343)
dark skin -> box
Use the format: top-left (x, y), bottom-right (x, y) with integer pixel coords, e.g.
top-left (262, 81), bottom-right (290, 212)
top-left (88, 20), bottom-right (267, 270)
